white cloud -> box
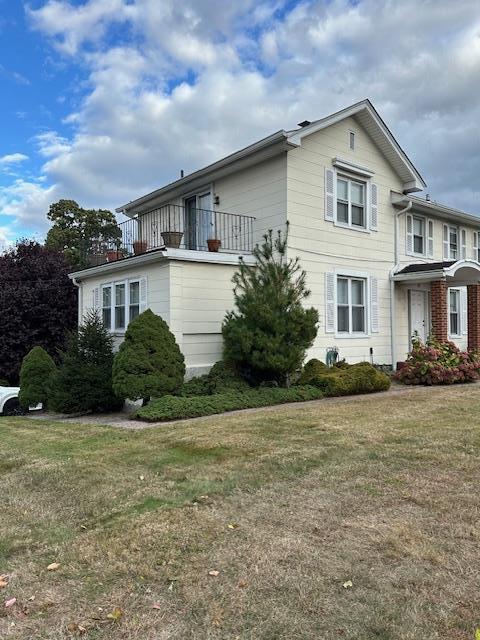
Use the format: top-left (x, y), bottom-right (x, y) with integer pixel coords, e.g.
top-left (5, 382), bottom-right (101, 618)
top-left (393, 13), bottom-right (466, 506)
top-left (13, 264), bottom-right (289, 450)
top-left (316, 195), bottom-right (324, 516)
top-left (0, 153), bottom-right (29, 165)
top-left (8, 0), bottom-right (480, 238)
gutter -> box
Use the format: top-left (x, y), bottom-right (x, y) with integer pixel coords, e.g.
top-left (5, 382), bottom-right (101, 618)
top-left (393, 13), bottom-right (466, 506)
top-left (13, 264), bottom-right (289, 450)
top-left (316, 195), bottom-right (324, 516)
top-left (389, 199), bottom-right (412, 370)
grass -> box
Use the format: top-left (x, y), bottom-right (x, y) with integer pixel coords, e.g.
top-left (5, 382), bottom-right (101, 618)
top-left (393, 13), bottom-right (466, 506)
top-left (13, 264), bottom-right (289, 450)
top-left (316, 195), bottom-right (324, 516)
top-left (1, 385), bottom-right (480, 639)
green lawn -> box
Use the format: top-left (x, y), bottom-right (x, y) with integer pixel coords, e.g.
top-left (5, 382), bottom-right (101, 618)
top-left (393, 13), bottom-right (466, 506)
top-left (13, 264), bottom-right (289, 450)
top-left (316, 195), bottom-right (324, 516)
top-left (1, 385), bottom-right (480, 639)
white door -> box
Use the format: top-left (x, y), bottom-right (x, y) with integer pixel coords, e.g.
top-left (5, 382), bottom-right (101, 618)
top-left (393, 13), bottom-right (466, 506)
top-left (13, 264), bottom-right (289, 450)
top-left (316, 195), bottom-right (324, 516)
top-left (410, 290), bottom-right (426, 343)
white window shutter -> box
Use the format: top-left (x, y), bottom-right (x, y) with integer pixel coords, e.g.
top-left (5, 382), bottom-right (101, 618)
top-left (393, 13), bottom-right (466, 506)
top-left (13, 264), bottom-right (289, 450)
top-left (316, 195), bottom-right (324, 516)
top-left (324, 168), bottom-right (335, 222)
top-left (325, 272), bottom-right (335, 333)
top-left (93, 287), bottom-right (100, 311)
top-left (370, 276), bottom-right (379, 333)
top-left (460, 228), bottom-right (467, 260)
top-left (473, 231), bottom-right (478, 261)
top-left (427, 219), bottom-right (434, 258)
top-left (370, 182), bottom-right (378, 231)
top-left (443, 224), bottom-right (449, 259)
top-left (461, 288), bottom-right (468, 335)
top-left (139, 277), bottom-right (148, 313)
top-left (406, 214), bottom-right (413, 255)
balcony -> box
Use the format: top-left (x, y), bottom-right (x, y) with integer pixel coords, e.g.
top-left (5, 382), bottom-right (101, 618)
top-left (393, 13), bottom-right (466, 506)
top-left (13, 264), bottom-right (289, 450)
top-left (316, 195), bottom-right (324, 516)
top-left (86, 203), bottom-right (255, 267)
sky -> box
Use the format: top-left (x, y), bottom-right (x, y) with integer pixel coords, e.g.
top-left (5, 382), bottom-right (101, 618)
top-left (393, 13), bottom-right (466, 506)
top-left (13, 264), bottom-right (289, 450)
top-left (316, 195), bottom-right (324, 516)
top-left (1, 0), bottom-right (480, 248)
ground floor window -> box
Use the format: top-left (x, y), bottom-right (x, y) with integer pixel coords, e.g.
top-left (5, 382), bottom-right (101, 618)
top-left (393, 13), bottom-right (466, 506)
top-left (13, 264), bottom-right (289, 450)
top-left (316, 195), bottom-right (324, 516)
top-left (337, 276), bottom-right (366, 334)
top-left (449, 288), bottom-right (460, 336)
top-left (102, 279), bottom-right (140, 332)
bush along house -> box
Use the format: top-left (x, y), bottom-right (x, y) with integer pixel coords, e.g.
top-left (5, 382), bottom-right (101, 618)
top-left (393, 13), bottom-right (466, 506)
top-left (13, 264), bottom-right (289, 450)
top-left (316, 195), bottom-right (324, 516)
top-left (69, 99), bottom-right (480, 375)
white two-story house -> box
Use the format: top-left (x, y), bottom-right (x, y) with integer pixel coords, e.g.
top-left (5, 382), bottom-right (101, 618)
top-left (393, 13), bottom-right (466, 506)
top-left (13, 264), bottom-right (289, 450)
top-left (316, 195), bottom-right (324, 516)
top-left (69, 99), bottom-right (480, 376)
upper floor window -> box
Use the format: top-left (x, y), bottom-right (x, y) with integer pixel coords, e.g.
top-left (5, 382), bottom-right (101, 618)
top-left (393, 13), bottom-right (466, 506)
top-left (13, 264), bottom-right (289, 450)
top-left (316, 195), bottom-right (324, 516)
top-left (412, 216), bottom-right (425, 255)
top-left (406, 213), bottom-right (433, 258)
top-left (101, 279), bottom-right (141, 332)
top-left (336, 177), bottom-right (366, 229)
top-left (443, 224), bottom-right (466, 260)
top-left (337, 276), bottom-right (366, 334)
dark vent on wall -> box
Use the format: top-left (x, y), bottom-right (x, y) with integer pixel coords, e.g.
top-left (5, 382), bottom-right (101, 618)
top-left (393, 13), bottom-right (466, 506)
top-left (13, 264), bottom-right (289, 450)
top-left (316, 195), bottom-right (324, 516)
top-left (297, 120), bottom-right (311, 127)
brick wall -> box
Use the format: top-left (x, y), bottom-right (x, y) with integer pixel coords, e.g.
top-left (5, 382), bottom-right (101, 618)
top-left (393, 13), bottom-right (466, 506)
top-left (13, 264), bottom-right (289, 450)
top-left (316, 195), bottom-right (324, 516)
top-left (430, 280), bottom-right (448, 341)
top-left (467, 284), bottom-right (480, 351)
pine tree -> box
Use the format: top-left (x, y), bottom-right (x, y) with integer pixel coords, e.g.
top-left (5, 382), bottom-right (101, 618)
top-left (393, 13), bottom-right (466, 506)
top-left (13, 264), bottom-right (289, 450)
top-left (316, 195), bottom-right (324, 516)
top-left (222, 226), bottom-right (318, 386)
top-left (19, 346), bottom-right (56, 409)
top-left (49, 311), bottom-right (120, 413)
top-left (112, 309), bottom-right (185, 403)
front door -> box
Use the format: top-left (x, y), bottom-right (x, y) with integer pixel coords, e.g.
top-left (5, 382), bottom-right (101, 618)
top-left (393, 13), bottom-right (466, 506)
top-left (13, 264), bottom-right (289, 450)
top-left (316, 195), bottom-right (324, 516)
top-left (410, 290), bottom-right (426, 343)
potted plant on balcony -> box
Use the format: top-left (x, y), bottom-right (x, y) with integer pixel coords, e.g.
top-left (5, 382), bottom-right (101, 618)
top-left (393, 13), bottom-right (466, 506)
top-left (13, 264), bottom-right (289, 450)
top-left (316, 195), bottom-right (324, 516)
top-left (106, 239), bottom-right (125, 262)
top-left (207, 238), bottom-right (221, 252)
top-left (161, 230), bottom-right (183, 248)
top-left (133, 239), bottom-right (148, 255)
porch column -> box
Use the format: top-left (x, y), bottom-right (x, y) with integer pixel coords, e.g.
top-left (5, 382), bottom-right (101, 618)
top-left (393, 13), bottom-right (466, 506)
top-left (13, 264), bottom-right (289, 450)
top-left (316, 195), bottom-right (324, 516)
top-left (430, 280), bottom-right (448, 342)
top-left (467, 284), bottom-right (480, 351)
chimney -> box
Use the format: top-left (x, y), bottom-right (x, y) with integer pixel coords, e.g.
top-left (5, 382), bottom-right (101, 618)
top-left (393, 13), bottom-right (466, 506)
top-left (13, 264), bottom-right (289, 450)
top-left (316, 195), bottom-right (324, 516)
top-left (180, 169), bottom-right (184, 178)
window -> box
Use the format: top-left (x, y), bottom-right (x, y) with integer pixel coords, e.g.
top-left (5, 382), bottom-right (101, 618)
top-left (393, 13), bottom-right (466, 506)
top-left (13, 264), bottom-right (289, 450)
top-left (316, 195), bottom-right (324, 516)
top-left (449, 226), bottom-right (458, 259)
top-left (449, 289), bottom-right (460, 336)
top-left (336, 177), bottom-right (366, 228)
top-left (101, 279), bottom-right (141, 332)
top-left (336, 276), bottom-right (366, 334)
top-left (349, 131), bottom-right (355, 150)
top-left (412, 216), bottom-right (425, 255)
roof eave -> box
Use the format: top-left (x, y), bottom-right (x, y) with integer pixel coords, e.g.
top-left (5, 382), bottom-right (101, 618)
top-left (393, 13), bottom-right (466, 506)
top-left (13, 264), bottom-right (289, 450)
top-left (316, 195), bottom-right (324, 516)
top-left (116, 130), bottom-right (292, 215)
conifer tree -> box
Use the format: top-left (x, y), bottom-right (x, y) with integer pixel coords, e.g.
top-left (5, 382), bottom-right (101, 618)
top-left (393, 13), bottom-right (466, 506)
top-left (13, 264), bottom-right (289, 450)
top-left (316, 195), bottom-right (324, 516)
top-left (112, 309), bottom-right (185, 403)
top-left (222, 226), bottom-right (318, 386)
top-left (49, 311), bottom-right (120, 413)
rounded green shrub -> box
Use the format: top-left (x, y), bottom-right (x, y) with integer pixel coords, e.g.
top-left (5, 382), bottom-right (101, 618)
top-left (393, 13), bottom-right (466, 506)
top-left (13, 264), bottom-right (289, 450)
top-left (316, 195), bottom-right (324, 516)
top-left (298, 358), bottom-right (328, 385)
top-left (18, 346), bottom-right (56, 409)
top-left (113, 309), bottom-right (185, 402)
top-left (180, 360), bottom-right (250, 397)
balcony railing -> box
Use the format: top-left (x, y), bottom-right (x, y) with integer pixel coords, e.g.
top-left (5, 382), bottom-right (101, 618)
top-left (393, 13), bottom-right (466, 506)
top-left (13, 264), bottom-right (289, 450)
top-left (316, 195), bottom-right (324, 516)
top-left (86, 204), bottom-right (255, 267)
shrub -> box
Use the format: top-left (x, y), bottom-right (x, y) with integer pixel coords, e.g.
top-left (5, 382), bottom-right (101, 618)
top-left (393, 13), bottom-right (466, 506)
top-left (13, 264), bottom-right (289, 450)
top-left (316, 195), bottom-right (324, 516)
top-left (18, 346), bottom-right (56, 409)
top-left (49, 312), bottom-right (120, 413)
top-left (222, 226), bottom-right (318, 386)
top-left (395, 336), bottom-right (480, 385)
top-left (136, 386), bottom-right (324, 422)
top-left (180, 360), bottom-right (251, 397)
top-left (113, 309), bottom-right (185, 402)
top-left (298, 358), bottom-right (328, 385)
top-left (301, 361), bottom-right (391, 396)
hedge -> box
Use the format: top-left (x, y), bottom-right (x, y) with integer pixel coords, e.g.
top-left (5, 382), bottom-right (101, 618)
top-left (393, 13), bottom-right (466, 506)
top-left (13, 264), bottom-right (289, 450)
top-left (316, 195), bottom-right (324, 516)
top-left (136, 386), bottom-right (324, 422)
top-left (180, 360), bottom-right (251, 397)
top-left (299, 360), bottom-right (391, 396)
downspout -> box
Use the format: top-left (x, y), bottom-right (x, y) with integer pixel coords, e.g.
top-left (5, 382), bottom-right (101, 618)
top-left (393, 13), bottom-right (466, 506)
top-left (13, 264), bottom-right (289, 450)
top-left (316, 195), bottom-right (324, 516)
top-left (71, 276), bottom-right (82, 326)
top-left (390, 200), bottom-right (412, 370)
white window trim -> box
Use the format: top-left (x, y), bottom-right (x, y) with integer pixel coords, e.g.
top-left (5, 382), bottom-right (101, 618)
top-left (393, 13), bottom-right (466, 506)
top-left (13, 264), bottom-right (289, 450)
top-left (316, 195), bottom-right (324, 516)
top-left (334, 171), bottom-right (370, 233)
top-left (101, 278), bottom-right (141, 334)
top-left (448, 288), bottom-right (462, 338)
top-left (333, 268), bottom-right (371, 339)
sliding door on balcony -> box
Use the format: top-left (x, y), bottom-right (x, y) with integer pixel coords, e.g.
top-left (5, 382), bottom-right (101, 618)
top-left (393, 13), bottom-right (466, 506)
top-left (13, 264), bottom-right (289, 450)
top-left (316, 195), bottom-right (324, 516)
top-left (184, 192), bottom-right (213, 250)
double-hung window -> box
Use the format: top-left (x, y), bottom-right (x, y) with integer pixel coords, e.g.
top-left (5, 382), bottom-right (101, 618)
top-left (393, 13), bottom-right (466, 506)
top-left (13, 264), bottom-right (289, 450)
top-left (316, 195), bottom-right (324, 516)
top-left (448, 225), bottom-right (458, 259)
top-left (101, 279), bottom-right (141, 332)
top-left (337, 276), bottom-right (366, 334)
top-left (449, 289), bottom-right (460, 336)
top-left (336, 177), bottom-right (366, 229)
top-left (412, 216), bottom-right (425, 255)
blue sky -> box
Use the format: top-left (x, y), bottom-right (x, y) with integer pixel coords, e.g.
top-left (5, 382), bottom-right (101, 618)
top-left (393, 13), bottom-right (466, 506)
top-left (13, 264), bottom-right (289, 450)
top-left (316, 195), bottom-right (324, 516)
top-left (1, 0), bottom-right (480, 247)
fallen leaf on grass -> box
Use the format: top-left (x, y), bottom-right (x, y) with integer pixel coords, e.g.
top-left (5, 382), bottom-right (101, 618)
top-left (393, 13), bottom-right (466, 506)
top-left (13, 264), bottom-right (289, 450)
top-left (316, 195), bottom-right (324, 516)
top-left (342, 580), bottom-right (353, 589)
top-left (47, 563), bottom-right (60, 571)
top-left (139, 475), bottom-right (145, 481)
top-left (151, 603), bottom-right (161, 610)
top-left (67, 622), bottom-right (87, 635)
top-left (237, 580), bottom-right (247, 588)
top-left (106, 607), bottom-right (123, 621)
top-left (208, 570), bottom-right (219, 577)
top-left (5, 598), bottom-right (16, 608)
top-left (0, 576), bottom-right (8, 589)
top-left (227, 523), bottom-right (239, 530)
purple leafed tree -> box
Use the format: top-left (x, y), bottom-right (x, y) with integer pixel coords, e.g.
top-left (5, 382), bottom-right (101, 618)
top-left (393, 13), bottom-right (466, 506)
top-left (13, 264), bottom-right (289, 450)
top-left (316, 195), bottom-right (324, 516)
top-left (0, 241), bottom-right (77, 384)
